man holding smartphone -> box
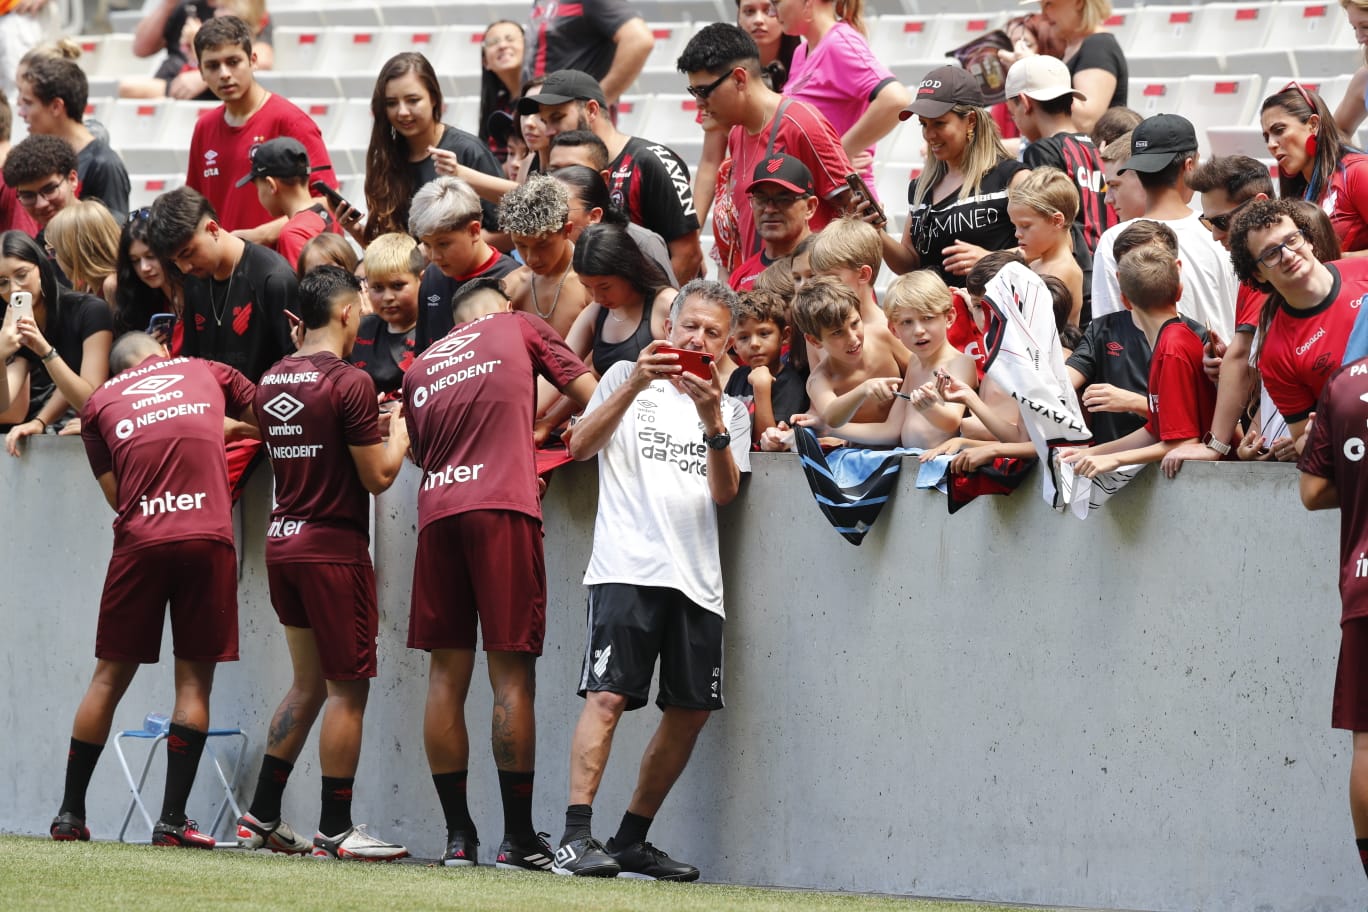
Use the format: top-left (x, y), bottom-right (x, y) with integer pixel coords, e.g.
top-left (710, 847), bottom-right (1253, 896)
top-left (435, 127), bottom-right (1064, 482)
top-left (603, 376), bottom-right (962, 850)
top-left (552, 279), bottom-right (750, 880)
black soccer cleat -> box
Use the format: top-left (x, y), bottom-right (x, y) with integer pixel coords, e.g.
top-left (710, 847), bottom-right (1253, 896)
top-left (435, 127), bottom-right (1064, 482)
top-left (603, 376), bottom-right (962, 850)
top-left (551, 835), bottom-right (620, 877)
top-left (442, 830), bottom-right (480, 867)
top-left (606, 838), bottom-right (700, 882)
top-left (494, 831), bottom-right (555, 872)
top-left (50, 811), bottom-right (90, 842)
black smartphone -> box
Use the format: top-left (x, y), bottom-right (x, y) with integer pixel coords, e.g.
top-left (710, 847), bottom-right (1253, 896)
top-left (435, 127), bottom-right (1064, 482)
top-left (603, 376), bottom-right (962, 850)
top-left (146, 312), bottom-right (177, 337)
top-left (311, 180), bottom-right (362, 224)
top-left (845, 172), bottom-right (887, 227)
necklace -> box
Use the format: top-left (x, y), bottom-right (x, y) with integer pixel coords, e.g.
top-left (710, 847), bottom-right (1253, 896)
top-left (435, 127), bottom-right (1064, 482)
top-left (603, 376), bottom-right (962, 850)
top-left (531, 265), bottom-right (569, 320)
top-left (208, 269), bottom-right (235, 327)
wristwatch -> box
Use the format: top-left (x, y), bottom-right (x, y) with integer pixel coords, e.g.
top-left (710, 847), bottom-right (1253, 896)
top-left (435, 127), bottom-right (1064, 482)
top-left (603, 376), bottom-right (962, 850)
top-left (702, 430), bottom-right (731, 451)
top-left (1202, 432), bottom-right (1232, 456)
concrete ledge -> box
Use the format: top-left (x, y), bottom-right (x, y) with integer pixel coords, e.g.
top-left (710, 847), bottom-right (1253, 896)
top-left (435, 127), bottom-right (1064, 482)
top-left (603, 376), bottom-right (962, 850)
top-left (0, 436), bottom-right (1355, 910)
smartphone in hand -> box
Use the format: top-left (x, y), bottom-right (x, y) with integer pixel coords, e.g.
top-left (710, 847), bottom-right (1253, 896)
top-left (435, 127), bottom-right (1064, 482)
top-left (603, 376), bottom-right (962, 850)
top-left (311, 180), bottom-right (363, 224)
top-left (845, 172), bottom-right (887, 227)
top-left (658, 345), bottom-right (714, 378)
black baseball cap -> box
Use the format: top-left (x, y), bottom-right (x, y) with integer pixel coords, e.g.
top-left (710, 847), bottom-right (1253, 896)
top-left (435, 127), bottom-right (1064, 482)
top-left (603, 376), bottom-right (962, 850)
top-left (516, 70), bottom-right (607, 114)
top-left (900, 65), bottom-right (984, 121)
top-left (235, 137), bottom-right (321, 187)
top-left (1122, 113), bottom-right (1198, 174)
top-left (745, 153), bottom-right (814, 196)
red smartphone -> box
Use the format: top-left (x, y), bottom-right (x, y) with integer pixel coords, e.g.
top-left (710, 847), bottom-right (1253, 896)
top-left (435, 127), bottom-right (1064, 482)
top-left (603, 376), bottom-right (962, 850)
top-left (311, 180), bottom-right (362, 224)
top-left (658, 346), bottom-right (714, 377)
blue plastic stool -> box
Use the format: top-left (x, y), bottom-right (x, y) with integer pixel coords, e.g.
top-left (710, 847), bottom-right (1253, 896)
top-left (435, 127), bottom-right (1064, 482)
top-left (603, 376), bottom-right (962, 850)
top-left (113, 723), bottom-right (248, 843)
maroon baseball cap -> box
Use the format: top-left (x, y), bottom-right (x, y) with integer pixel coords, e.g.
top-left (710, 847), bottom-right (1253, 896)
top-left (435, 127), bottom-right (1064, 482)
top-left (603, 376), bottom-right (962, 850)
top-left (745, 153), bottom-right (814, 196)
top-left (899, 65), bottom-right (985, 121)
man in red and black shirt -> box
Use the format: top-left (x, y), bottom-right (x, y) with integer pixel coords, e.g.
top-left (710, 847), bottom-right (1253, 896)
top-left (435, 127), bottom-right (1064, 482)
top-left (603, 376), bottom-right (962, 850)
top-left (148, 185), bottom-right (298, 495)
top-left (402, 277), bottom-right (595, 870)
top-left (1228, 198), bottom-right (1367, 446)
top-left (522, 0), bottom-right (653, 108)
top-left (48, 331), bottom-right (256, 849)
top-left (237, 267), bottom-right (412, 861)
top-left (1299, 353), bottom-right (1368, 884)
top-left (728, 154), bottom-right (817, 293)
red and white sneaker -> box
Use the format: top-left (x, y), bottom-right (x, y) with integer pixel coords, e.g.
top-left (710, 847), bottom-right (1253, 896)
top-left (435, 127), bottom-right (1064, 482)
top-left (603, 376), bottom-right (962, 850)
top-left (152, 818), bottom-right (216, 849)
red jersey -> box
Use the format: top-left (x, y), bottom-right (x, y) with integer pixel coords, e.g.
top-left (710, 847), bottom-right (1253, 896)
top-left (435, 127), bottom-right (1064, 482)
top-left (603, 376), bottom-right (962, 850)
top-left (1144, 318), bottom-right (1214, 442)
top-left (727, 100), bottom-right (851, 260)
top-left (256, 351), bottom-right (381, 564)
top-left (81, 356), bottom-right (255, 554)
top-left (402, 310), bottom-right (589, 530)
top-left (1299, 356), bottom-right (1368, 622)
top-left (1261, 259), bottom-right (1368, 424)
top-left (728, 250), bottom-right (768, 293)
top-left (275, 204), bottom-right (337, 269)
top-left (1235, 282), bottom-right (1266, 334)
top-left (1326, 152), bottom-right (1368, 254)
top-left (186, 93), bottom-right (338, 231)
top-left (947, 290), bottom-right (988, 379)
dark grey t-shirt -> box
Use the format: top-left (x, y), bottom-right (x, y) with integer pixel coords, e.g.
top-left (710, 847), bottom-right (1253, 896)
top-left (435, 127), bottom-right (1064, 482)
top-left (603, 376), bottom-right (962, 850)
top-left (523, 0), bottom-right (637, 82)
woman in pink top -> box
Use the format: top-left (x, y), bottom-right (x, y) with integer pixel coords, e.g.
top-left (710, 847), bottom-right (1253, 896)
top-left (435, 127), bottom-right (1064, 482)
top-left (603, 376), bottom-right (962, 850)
top-left (773, 0), bottom-right (910, 186)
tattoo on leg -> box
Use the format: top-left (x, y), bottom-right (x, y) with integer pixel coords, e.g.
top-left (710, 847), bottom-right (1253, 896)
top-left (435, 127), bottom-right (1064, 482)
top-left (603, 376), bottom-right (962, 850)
top-left (268, 703), bottom-right (299, 750)
top-left (491, 695), bottom-right (516, 769)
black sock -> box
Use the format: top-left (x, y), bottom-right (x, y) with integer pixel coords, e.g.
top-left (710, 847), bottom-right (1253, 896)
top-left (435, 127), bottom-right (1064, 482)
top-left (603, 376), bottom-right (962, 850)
top-left (59, 738), bottom-right (104, 819)
top-left (247, 754), bottom-right (294, 823)
top-left (562, 803), bottom-right (593, 844)
top-left (433, 770), bottom-right (475, 837)
top-left (498, 770), bottom-right (535, 840)
top-left (319, 776), bottom-right (354, 838)
top-left (159, 724), bottom-right (207, 826)
top-left (613, 810), bottom-right (652, 849)
top-left (1357, 837), bottom-right (1368, 879)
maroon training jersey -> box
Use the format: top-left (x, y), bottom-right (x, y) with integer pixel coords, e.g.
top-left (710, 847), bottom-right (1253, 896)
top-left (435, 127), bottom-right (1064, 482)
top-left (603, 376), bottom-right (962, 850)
top-left (1144, 318), bottom-right (1215, 442)
top-left (1261, 259), bottom-right (1368, 424)
top-left (1299, 356), bottom-right (1368, 623)
top-left (256, 351), bottom-right (381, 564)
top-left (81, 355), bottom-right (254, 554)
top-left (402, 310), bottom-right (589, 530)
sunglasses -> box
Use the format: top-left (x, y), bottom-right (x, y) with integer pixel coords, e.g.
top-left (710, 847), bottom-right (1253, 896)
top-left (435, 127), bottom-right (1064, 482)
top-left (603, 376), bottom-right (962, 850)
top-left (1198, 197), bottom-right (1253, 233)
top-left (687, 69), bottom-right (736, 101)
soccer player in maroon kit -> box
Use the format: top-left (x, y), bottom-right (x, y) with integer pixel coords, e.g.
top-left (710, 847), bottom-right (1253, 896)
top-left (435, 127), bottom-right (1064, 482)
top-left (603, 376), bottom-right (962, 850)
top-left (402, 277), bottom-right (596, 869)
top-left (235, 266), bottom-right (412, 861)
top-left (1299, 354), bottom-right (1368, 883)
top-left (41, 329), bottom-right (257, 847)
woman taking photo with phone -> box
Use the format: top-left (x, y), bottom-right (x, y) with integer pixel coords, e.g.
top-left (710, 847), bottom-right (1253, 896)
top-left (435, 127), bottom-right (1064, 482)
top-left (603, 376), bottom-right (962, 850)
top-left (357, 52), bottom-right (505, 245)
top-left (0, 230), bottom-right (112, 451)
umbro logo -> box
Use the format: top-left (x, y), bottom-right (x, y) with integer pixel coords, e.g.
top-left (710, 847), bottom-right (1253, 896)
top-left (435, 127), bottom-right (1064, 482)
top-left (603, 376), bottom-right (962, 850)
top-left (122, 374), bottom-right (183, 396)
top-left (262, 392), bottom-right (305, 422)
top-left (424, 332), bottom-right (480, 360)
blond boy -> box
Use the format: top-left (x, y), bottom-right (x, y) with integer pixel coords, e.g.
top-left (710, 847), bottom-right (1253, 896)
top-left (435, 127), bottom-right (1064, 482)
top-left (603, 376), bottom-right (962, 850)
top-left (808, 217), bottom-right (910, 372)
top-left (1007, 168), bottom-right (1084, 326)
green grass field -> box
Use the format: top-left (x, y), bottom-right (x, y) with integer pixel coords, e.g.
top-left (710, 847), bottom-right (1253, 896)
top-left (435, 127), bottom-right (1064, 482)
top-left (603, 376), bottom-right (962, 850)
top-left (0, 836), bottom-right (1060, 912)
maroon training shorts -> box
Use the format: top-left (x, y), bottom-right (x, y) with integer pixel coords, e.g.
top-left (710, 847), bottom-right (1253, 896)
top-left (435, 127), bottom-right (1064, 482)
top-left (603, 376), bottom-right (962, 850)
top-left (97, 539), bottom-right (238, 664)
top-left (408, 510), bottom-right (546, 655)
top-left (1334, 617), bottom-right (1368, 731)
top-left (267, 561), bottom-right (378, 680)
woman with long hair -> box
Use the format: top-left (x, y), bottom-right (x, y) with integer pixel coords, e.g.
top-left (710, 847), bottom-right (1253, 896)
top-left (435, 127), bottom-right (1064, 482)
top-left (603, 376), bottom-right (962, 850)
top-left (115, 209), bottom-right (184, 346)
top-left (359, 52), bottom-right (503, 244)
top-left (1033, 0), bottom-right (1127, 135)
top-left (46, 200), bottom-right (121, 307)
top-left (562, 224), bottom-right (673, 375)
top-left (551, 165), bottom-right (678, 283)
top-left (1261, 81), bottom-right (1368, 254)
top-left (477, 20), bottom-right (524, 164)
top-left (0, 230), bottom-right (112, 447)
top-left (883, 66), bottom-right (1028, 286)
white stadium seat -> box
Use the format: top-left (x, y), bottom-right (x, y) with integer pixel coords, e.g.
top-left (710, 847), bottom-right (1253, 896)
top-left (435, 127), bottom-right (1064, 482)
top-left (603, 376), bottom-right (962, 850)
top-left (1125, 6), bottom-right (1207, 57)
top-left (1206, 125), bottom-right (1269, 160)
top-left (1264, 0), bottom-right (1350, 49)
top-left (1183, 74), bottom-right (1264, 157)
top-left (614, 95), bottom-right (651, 138)
top-left (1190, 2), bottom-right (1275, 57)
top-left (1099, 8), bottom-right (1139, 55)
top-left (933, 12), bottom-right (1005, 56)
top-left (128, 175), bottom-right (184, 211)
top-left (1128, 77), bottom-right (1186, 117)
top-left (1293, 45), bottom-right (1363, 79)
top-left (106, 98), bottom-right (173, 148)
top-left (867, 16), bottom-right (943, 64)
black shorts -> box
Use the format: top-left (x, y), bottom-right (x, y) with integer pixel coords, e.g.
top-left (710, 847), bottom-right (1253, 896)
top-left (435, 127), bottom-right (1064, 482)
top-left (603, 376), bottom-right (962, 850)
top-left (577, 583), bottom-right (724, 712)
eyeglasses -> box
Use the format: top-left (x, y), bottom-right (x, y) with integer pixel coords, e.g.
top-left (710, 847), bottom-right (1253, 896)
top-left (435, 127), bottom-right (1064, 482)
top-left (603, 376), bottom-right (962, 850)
top-left (1198, 197), bottom-right (1253, 233)
top-left (747, 193), bottom-right (805, 210)
top-left (16, 175), bottom-right (67, 207)
top-left (126, 207), bottom-right (151, 224)
top-left (687, 69), bottom-right (735, 101)
top-left (1257, 228), bottom-right (1306, 268)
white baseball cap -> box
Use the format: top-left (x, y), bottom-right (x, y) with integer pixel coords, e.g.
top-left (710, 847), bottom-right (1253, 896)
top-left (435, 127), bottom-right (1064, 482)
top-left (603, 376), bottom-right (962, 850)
top-left (1004, 55), bottom-right (1087, 103)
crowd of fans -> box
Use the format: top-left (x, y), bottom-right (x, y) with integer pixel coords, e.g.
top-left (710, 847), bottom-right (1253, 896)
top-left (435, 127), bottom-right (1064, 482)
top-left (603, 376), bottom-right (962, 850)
top-left (3, 0), bottom-right (1368, 474)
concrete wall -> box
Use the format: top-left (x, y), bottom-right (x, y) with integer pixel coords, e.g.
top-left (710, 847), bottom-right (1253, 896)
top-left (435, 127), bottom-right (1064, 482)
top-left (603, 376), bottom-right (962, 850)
top-left (0, 436), bottom-right (1357, 911)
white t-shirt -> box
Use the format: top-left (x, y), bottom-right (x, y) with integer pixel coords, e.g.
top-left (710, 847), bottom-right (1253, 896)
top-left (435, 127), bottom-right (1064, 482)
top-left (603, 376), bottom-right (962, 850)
top-left (581, 360), bottom-right (752, 617)
top-left (1090, 211), bottom-right (1237, 338)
